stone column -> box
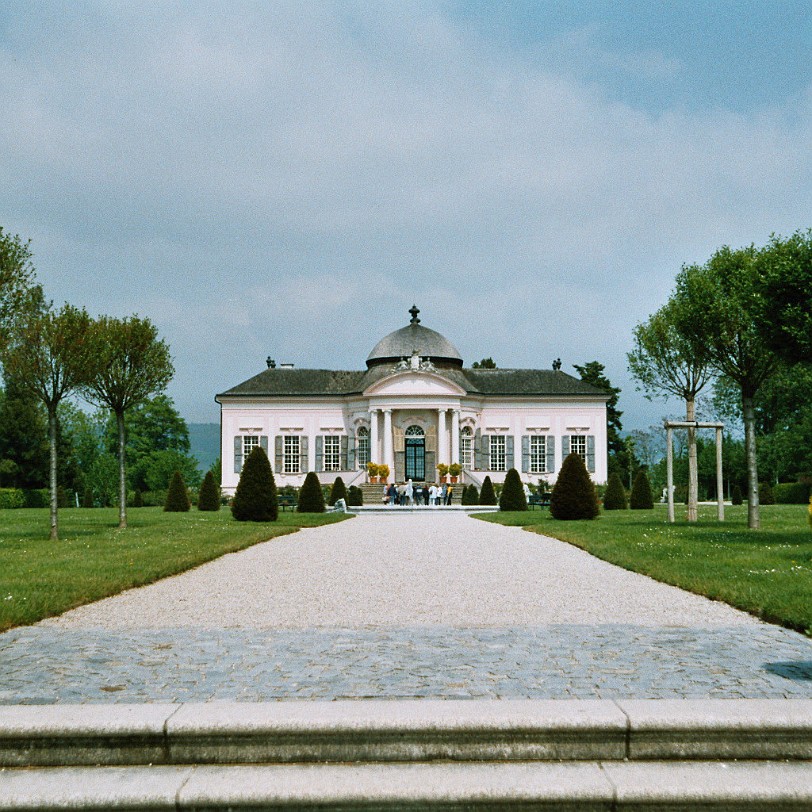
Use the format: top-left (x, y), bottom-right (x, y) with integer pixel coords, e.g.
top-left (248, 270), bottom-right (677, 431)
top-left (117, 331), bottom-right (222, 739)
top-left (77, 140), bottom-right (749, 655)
top-left (370, 409), bottom-right (379, 466)
top-left (437, 409), bottom-right (448, 466)
top-left (383, 409), bottom-right (393, 476)
top-left (451, 410), bottom-right (460, 465)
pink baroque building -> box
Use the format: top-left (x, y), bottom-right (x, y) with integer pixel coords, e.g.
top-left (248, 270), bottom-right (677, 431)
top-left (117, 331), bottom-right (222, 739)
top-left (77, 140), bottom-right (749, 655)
top-left (216, 307), bottom-right (609, 495)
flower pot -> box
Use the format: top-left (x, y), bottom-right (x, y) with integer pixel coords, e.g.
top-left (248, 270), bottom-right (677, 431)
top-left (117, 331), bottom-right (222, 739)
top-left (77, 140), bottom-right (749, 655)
top-left (450, 476), bottom-right (458, 483)
top-left (369, 476), bottom-right (378, 484)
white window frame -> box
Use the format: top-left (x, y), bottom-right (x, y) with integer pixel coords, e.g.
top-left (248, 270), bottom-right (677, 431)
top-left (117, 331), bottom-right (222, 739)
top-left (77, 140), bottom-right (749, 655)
top-left (242, 436), bottom-right (259, 470)
top-left (357, 427), bottom-right (370, 469)
top-left (530, 436), bottom-right (547, 474)
top-left (489, 435), bottom-right (506, 472)
top-left (323, 435), bottom-right (341, 472)
top-left (284, 436), bottom-right (300, 474)
top-left (570, 434), bottom-right (587, 464)
top-left (460, 427), bottom-right (473, 468)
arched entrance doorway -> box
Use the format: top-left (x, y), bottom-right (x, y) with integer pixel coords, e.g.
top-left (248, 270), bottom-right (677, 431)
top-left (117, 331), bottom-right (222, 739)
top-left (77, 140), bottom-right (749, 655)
top-left (404, 425), bottom-right (425, 481)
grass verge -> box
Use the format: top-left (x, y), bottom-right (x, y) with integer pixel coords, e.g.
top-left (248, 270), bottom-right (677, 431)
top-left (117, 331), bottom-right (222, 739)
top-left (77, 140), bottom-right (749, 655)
top-left (0, 507), bottom-right (350, 632)
top-left (477, 504), bottom-right (812, 635)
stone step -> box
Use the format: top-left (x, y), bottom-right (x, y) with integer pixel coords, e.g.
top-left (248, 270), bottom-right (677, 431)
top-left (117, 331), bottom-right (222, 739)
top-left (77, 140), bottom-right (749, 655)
top-left (2, 700), bottom-right (811, 768)
top-left (3, 761), bottom-right (812, 810)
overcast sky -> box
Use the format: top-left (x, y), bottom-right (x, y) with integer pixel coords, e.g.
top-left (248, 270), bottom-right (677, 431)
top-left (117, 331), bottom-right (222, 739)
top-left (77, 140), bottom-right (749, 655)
top-left (2, 2), bottom-right (810, 429)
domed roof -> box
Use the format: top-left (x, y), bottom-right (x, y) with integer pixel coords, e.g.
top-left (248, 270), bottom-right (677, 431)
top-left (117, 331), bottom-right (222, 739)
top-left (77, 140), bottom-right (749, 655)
top-left (366, 306), bottom-right (464, 369)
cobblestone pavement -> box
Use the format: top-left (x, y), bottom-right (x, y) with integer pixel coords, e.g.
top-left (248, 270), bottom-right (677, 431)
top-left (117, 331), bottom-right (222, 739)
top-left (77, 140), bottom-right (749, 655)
top-left (1, 624), bottom-right (810, 703)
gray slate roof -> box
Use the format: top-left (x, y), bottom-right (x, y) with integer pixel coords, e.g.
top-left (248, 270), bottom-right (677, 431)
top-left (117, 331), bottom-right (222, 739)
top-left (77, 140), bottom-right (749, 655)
top-left (366, 323), bottom-right (463, 367)
top-left (218, 366), bottom-right (608, 399)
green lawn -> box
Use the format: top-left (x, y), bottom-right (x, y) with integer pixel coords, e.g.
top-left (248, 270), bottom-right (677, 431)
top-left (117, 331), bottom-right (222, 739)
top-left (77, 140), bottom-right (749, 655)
top-left (477, 504), bottom-right (812, 635)
top-left (0, 507), bottom-right (349, 632)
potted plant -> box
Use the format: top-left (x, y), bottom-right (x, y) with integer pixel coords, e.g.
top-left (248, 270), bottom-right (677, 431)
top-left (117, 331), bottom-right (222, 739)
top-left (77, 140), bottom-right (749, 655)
top-left (436, 462), bottom-right (449, 482)
top-left (448, 463), bottom-right (461, 483)
top-left (378, 463), bottom-right (390, 484)
top-left (367, 462), bottom-right (379, 483)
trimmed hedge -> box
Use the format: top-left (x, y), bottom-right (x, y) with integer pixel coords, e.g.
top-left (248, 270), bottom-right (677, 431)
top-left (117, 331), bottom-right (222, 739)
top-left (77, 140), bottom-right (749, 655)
top-left (773, 482), bottom-right (810, 504)
top-left (232, 447), bottom-right (278, 521)
top-left (759, 481), bottom-right (775, 506)
top-left (479, 476), bottom-right (497, 506)
top-left (197, 470), bottom-right (221, 511)
top-left (297, 471), bottom-right (325, 513)
top-left (499, 468), bottom-right (527, 511)
top-left (164, 470), bottom-right (191, 512)
top-left (329, 476), bottom-right (348, 506)
top-left (0, 488), bottom-right (24, 509)
top-left (347, 485), bottom-right (363, 506)
top-left (602, 472), bottom-right (628, 510)
top-left (629, 470), bottom-right (654, 510)
top-left (550, 453), bottom-right (600, 520)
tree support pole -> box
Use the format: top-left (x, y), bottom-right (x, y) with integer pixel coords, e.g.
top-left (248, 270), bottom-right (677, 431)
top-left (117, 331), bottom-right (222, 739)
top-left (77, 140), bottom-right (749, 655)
top-left (666, 426), bottom-right (674, 524)
top-left (716, 426), bottom-right (724, 522)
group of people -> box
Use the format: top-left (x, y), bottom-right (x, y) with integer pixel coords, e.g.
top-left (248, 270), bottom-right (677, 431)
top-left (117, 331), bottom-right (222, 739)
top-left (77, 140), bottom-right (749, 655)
top-left (383, 478), bottom-right (454, 506)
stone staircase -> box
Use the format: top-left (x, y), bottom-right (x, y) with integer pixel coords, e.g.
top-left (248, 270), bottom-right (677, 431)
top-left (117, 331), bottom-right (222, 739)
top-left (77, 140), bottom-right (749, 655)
top-left (2, 699), bottom-right (811, 809)
top-left (360, 482), bottom-right (464, 507)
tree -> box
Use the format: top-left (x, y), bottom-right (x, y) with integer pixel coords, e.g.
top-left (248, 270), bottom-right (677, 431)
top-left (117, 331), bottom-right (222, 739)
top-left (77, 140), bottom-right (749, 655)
top-left (297, 471), bottom-right (325, 513)
top-left (231, 446), bottom-right (278, 521)
top-left (674, 248), bottom-right (777, 529)
top-left (499, 468), bottom-right (527, 511)
top-left (164, 470), bottom-right (190, 512)
top-left (0, 228), bottom-right (39, 351)
top-left (328, 476), bottom-right (347, 506)
top-left (471, 357), bottom-right (497, 369)
top-left (628, 298), bottom-right (714, 521)
top-left (629, 469), bottom-right (654, 509)
top-left (478, 475), bottom-right (497, 505)
top-left (550, 453), bottom-right (600, 520)
top-left (1, 303), bottom-right (92, 539)
top-left (83, 316), bottom-right (174, 529)
top-left (603, 472), bottom-right (628, 510)
top-left (752, 230), bottom-right (812, 364)
top-left (0, 377), bottom-right (49, 488)
top-left (197, 470), bottom-right (220, 511)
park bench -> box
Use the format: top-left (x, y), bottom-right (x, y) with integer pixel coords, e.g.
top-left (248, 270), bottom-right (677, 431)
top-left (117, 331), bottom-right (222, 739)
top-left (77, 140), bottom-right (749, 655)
top-left (528, 494), bottom-right (550, 510)
top-left (278, 494), bottom-right (297, 511)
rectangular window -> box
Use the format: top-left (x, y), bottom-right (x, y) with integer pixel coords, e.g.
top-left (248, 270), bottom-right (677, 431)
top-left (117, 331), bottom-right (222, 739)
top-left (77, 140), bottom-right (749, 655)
top-left (357, 434), bottom-right (370, 468)
top-left (530, 436), bottom-right (547, 473)
top-left (323, 435), bottom-right (341, 471)
top-left (489, 435), bottom-right (506, 472)
top-left (570, 435), bottom-right (587, 464)
top-left (284, 436), bottom-right (300, 474)
top-left (460, 434), bottom-right (473, 468)
top-left (242, 436), bottom-right (259, 470)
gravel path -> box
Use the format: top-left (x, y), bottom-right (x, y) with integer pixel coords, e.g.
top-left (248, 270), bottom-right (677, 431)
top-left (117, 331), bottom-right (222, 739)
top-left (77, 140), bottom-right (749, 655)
top-left (42, 513), bottom-right (757, 629)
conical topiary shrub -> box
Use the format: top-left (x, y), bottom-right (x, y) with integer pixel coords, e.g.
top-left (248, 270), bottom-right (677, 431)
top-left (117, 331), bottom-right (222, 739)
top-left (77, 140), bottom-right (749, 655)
top-left (347, 485), bottom-right (363, 506)
top-left (629, 469), bottom-right (654, 510)
top-left (731, 483), bottom-right (743, 505)
top-left (164, 470), bottom-right (191, 512)
top-left (479, 475), bottom-right (497, 506)
top-left (132, 488), bottom-right (144, 508)
top-left (82, 487), bottom-right (94, 508)
top-left (231, 446), bottom-right (278, 521)
top-left (603, 472), bottom-right (628, 510)
top-left (461, 484), bottom-right (479, 505)
top-left (329, 476), bottom-right (348, 506)
top-left (198, 470), bottom-right (221, 511)
top-left (759, 481), bottom-right (775, 505)
top-left (297, 471), bottom-right (325, 513)
top-left (550, 453), bottom-right (600, 520)
top-left (499, 468), bottom-right (527, 511)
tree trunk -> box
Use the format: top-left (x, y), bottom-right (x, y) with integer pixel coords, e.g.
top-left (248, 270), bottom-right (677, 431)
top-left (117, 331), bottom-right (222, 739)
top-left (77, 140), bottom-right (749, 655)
top-left (117, 409), bottom-right (127, 529)
top-left (742, 395), bottom-right (760, 530)
top-left (48, 406), bottom-right (59, 541)
top-left (686, 398), bottom-right (698, 523)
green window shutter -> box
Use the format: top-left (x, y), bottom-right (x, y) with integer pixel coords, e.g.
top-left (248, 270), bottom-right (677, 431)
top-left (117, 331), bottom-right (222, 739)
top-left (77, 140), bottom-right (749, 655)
top-left (546, 436), bottom-right (555, 474)
top-left (562, 435), bottom-right (570, 458)
top-left (233, 435), bottom-right (242, 473)
top-left (521, 436), bottom-right (530, 473)
top-left (300, 436), bottom-right (309, 472)
top-left (474, 430), bottom-right (484, 470)
top-left (274, 436), bottom-right (283, 473)
top-left (340, 435), bottom-right (349, 470)
top-left (260, 436), bottom-right (268, 455)
top-left (315, 436), bottom-right (324, 471)
top-left (587, 435), bottom-right (596, 473)
top-left (506, 435), bottom-right (515, 470)
top-left (347, 435), bottom-right (356, 470)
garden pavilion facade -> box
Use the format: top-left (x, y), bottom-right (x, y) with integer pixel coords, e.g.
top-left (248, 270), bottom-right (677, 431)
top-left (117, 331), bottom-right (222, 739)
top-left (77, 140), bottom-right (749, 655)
top-left (215, 307), bottom-right (609, 495)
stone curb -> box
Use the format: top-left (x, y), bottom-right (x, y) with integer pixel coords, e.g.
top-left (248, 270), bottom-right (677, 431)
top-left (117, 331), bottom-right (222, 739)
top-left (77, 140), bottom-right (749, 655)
top-left (2, 762), bottom-right (812, 810)
top-left (1, 699), bottom-right (811, 767)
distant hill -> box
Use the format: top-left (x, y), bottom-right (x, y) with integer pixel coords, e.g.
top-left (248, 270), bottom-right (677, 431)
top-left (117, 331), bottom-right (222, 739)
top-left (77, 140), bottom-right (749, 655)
top-left (189, 423), bottom-right (220, 473)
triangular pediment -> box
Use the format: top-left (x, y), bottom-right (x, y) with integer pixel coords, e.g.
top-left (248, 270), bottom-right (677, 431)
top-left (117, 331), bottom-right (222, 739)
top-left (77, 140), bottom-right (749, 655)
top-left (363, 370), bottom-right (467, 398)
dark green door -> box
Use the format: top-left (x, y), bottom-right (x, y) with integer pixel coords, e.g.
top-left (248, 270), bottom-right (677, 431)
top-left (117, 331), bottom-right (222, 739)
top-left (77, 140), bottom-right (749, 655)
top-left (405, 438), bottom-right (425, 481)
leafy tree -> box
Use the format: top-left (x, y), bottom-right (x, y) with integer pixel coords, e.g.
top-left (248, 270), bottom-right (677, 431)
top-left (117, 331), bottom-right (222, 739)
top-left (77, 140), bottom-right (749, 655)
top-left (603, 472), bottom-right (628, 510)
top-left (328, 476), bottom-right (347, 506)
top-left (752, 230), bottom-right (812, 364)
top-left (232, 446), bottom-right (278, 521)
top-left (0, 228), bottom-right (39, 351)
top-left (478, 475), bottom-right (497, 505)
top-left (674, 248), bottom-right (777, 529)
top-left (550, 453), bottom-right (600, 520)
top-left (0, 377), bottom-right (49, 488)
top-left (197, 470), bottom-right (220, 511)
top-left (499, 468), bottom-right (527, 511)
top-left (296, 471), bottom-right (325, 513)
top-left (83, 316), bottom-right (174, 529)
top-left (86, 452), bottom-right (119, 507)
top-left (629, 469), bottom-right (654, 509)
top-left (471, 357), bottom-right (497, 369)
top-left (164, 470), bottom-right (190, 512)
top-left (628, 298), bottom-right (714, 521)
top-left (1, 303), bottom-right (92, 539)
